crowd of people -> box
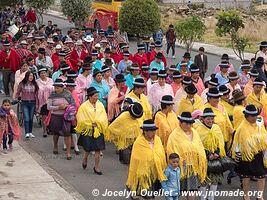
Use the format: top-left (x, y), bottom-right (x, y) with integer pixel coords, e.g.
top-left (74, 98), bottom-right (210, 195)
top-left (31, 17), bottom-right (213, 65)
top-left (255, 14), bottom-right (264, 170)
top-left (0, 5), bottom-right (267, 200)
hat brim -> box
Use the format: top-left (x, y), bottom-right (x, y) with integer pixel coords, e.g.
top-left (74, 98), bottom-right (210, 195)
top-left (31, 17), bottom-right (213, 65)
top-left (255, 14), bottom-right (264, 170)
top-left (141, 127), bottom-right (158, 131)
top-left (243, 110), bottom-right (259, 116)
top-left (178, 117), bottom-right (195, 124)
top-left (53, 84), bottom-right (64, 87)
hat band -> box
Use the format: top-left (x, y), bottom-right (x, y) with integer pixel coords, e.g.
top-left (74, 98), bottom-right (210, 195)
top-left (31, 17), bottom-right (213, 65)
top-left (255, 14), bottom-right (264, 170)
top-left (169, 68), bottom-right (177, 71)
top-left (179, 116), bottom-right (193, 121)
top-left (229, 76), bottom-right (239, 80)
top-left (253, 81), bottom-right (264, 85)
top-left (131, 67), bottom-right (140, 70)
top-left (59, 54), bottom-right (66, 56)
top-left (38, 68), bottom-right (47, 72)
top-left (260, 44), bottom-right (267, 47)
top-left (53, 83), bottom-right (64, 86)
top-left (92, 53), bottom-right (98, 56)
top-left (209, 81), bottom-right (218, 86)
top-left (173, 75), bottom-right (182, 78)
top-left (67, 74), bottom-right (77, 77)
top-left (102, 68), bottom-right (110, 73)
top-left (124, 53), bottom-right (130, 56)
top-left (244, 109), bottom-right (258, 115)
top-left (155, 44), bottom-right (162, 47)
top-left (180, 63), bottom-right (187, 66)
top-left (160, 100), bottom-right (174, 104)
top-left (150, 72), bottom-right (158, 75)
top-left (219, 64), bottom-right (229, 67)
top-left (150, 44), bottom-right (155, 47)
top-left (249, 72), bottom-right (259, 77)
top-left (133, 81), bottom-right (145, 86)
top-left (158, 73), bottom-right (167, 77)
top-left (202, 112), bottom-right (215, 117)
top-left (137, 47), bottom-right (145, 50)
top-left (66, 83), bottom-right (76, 86)
top-left (61, 67), bottom-right (70, 71)
top-left (130, 105), bottom-right (141, 117)
top-left (190, 69), bottom-right (200, 72)
top-left (142, 123), bottom-right (157, 128)
top-left (241, 64), bottom-right (250, 68)
top-left (207, 93), bottom-right (220, 97)
top-left (182, 80), bottom-right (192, 85)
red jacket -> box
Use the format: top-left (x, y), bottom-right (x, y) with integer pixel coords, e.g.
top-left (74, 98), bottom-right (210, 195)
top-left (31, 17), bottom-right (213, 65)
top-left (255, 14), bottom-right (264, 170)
top-left (132, 53), bottom-right (148, 68)
top-left (110, 52), bottom-right (120, 64)
top-left (118, 52), bottom-right (133, 63)
top-left (26, 10), bottom-right (37, 23)
top-left (70, 49), bottom-right (88, 72)
top-left (51, 53), bottom-right (59, 63)
top-left (149, 50), bottom-right (167, 67)
top-left (0, 48), bottom-right (21, 73)
top-left (53, 59), bottom-right (73, 71)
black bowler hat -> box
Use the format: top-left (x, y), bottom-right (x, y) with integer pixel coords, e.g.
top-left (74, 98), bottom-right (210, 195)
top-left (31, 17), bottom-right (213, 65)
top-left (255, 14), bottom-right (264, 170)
top-left (181, 76), bottom-right (192, 85)
top-left (38, 47), bottom-right (46, 54)
top-left (133, 78), bottom-right (145, 87)
top-left (178, 112), bottom-right (195, 123)
top-left (208, 77), bottom-right (219, 86)
top-left (243, 104), bottom-right (260, 116)
top-left (82, 63), bottom-right (92, 70)
top-left (58, 51), bottom-right (66, 56)
top-left (219, 61), bottom-right (230, 68)
top-left (150, 68), bottom-right (158, 75)
top-left (104, 48), bottom-right (111, 54)
top-left (93, 69), bottom-right (102, 77)
top-left (173, 71), bottom-right (182, 79)
top-left (60, 64), bottom-right (71, 71)
top-left (141, 119), bottom-right (158, 131)
top-left (130, 63), bottom-right (140, 71)
top-left (228, 71), bottom-right (239, 80)
top-left (87, 87), bottom-right (99, 97)
top-left (141, 63), bottom-right (149, 71)
top-left (123, 51), bottom-right (130, 57)
top-left (114, 74), bottom-right (125, 83)
top-left (84, 56), bottom-right (93, 64)
top-left (155, 52), bottom-right (163, 59)
top-left (91, 50), bottom-right (98, 56)
top-left (65, 79), bottom-right (76, 87)
top-left (185, 84), bottom-right (197, 95)
top-left (129, 102), bottom-right (143, 119)
top-left (221, 54), bottom-right (229, 60)
top-left (101, 65), bottom-right (111, 73)
top-left (253, 78), bottom-right (265, 86)
top-left (155, 41), bottom-right (162, 47)
top-left (53, 78), bottom-right (64, 87)
top-left (158, 70), bottom-right (167, 78)
top-left (67, 70), bottom-right (78, 78)
top-left (240, 60), bottom-right (251, 69)
top-left (169, 65), bottom-right (177, 72)
top-left (189, 64), bottom-right (200, 73)
top-left (207, 88), bottom-right (221, 98)
top-left (249, 69), bottom-right (259, 77)
top-left (260, 41), bottom-right (267, 47)
top-left (160, 95), bottom-right (174, 105)
top-left (2, 39), bottom-right (10, 46)
top-left (256, 57), bottom-right (264, 66)
top-left (202, 108), bottom-right (216, 118)
top-left (183, 52), bottom-right (191, 59)
top-left (137, 44), bottom-right (145, 50)
top-left (219, 85), bottom-right (230, 96)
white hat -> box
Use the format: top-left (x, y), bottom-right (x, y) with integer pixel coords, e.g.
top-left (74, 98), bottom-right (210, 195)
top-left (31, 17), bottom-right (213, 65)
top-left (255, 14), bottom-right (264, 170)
top-left (64, 38), bottom-right (73, 44)
top-left (100, 39), bottom-right (108, 43)
top-left (20, 40), bottom-right (28, 45)
top-left (52, 32), bottom-right (58, 36)
top-left (83, 35), bottom-right (94, 43)
top-left (55, 44), bottom-right (62, 49)
top-left (27, 33), bottom-right (33, 38)
top-left (95, 43), bottom-right (101, 48)
top-left (75, 40), bottom-right (83, 46)
top-left (47, 38), bottom-right (54, 44)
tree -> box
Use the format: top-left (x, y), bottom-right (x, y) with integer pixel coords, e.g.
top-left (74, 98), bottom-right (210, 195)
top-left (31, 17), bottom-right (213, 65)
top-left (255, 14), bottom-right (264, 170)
top-left (61, 0), bottom-right (92, 28)
top-left (0, 0), bottom-right (19, 9)
top-left (174, 16), bottom-right (206, 52)
top-left (215, 10), bottom-right (249, 61)
top-left (119, 0), bottom-right (160, 42)
top-left (25, 0), bottom-right (54, 26)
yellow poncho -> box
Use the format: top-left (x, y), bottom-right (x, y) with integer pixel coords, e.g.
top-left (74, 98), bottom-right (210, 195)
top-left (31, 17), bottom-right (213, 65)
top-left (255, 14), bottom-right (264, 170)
top-left (167, 126), bottom-right (207, 182)
top-left (195, 123), bottom-right (226, 157)
top-left (220, 99), bottom-right (234, 120)
top-left (154, 111), bottom-right (179, 150)
top-left (233, 105), bottom-right (245, 130)
top-left (247, 91), bottom-right (267, 109)
top-left (107, 111), bottom-right (142, 150)
top-left (232, 119), bottom-right (267, 167)
top-left (201, 103), bottom-right (233, 142)
top-left (126, 91), bottom-right (152, 123)
top-left (75, 100), bottom-right (108, 139)
top-left (126, 135), bottom-right (167, 193)
top-left (176, 94), bottom-right (203, 116)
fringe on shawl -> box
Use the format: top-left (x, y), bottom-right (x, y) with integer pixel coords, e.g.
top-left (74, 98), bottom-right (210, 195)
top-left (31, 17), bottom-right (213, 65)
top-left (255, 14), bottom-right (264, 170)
top-left (75, 120), bottom-right (107, 139)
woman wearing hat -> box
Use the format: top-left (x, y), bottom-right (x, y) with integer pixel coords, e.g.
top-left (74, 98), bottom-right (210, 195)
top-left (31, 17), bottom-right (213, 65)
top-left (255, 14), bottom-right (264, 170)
top-left (232, 90), bottom-right (247, 131)
top-left (201, 88), bottom-right (233, 147)
top-left (196, 108), bottom-right (226, 200)
top-left (253, 57), bottom-right (267, 85)
top-left (118, 51), bottom-right (133, 74)
top-left (13, 62), bottom-right (29, 99)
top-left (148, 70), bottom-right (174, 114)
top-left (167, 112), bottom-right (207, 197)
top-left (126, 119), bottom-right (166, 198)
top-left (76, 87), bottom-right (108, 175)
top-left (47, 79), bottom-right (75, 159)
top-left (190, 64), bottom-right (205, 96)
top-left (126, 78), bottom-right (152, 122)
top-left (238, 60), bottom-right (251, 90)
top-left (176, 52), bottom-right (193, 71)
top-left (247, 78), bottom-right (267, 110)
top-left (149, 41), bottom-right (167, 67)
top-left (102, 65), bottom-right (115, 89)
top-left (108, 102), bottom-right (143, 164)
top-left (232, 104), bottom-right (267, 200)
top-left (125, 63), bottom-right (141, 90)
top-left (154, 95), bottom-right (179, 150)
top-left (76, 63), bottom-right (93, 103)
top-left (36, 67), bottom-right (54, 137)
top-left (219, 85), bottom-right (234, 122)
top-left (35, 47), bottom-right (53, 75)
top-left (58, 64), bottom-right (71, 82)
top-left (146, 68), bottom-right (158, 95)
top-left (91, 49), bottom-right (103, 73)
top-left (90, 69), bottom-right (110, 109)
top-left (256, 41), bottom-right (267, 74)
top-left (176, 84), bottom-right (203, 116)
top-left (201, 77), bottom-right (218, 104)
top-left (215, 61), bottom-right (230, 86)
top-left (149, 52), bottom-right (164, 72)
top-left (244, 69), bottom-right (259, 96)
top-left (225, 71), bottom-right (241, 99)
top-left (53, 50), bottom-right (73, 72)
top-left (107, 74), bottom-right (127, 122)
top-left (70, 40), bottom-right (88, 72)
top-left (171, 71), bottom-right (182, 96)
top-left (132, 44), bottom-right (148, 69)
top-left (214, 54), bottom-right (234, 74)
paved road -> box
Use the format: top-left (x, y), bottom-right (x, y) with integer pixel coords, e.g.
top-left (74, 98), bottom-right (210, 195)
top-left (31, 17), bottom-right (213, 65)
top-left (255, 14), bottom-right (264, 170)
top-left (17, 15), bottom-right (266, 200)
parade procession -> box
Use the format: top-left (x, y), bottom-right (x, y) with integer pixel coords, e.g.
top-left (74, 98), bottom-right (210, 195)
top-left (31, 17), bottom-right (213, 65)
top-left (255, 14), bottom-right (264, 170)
top-left (0, 1), bottom-right (267, 200)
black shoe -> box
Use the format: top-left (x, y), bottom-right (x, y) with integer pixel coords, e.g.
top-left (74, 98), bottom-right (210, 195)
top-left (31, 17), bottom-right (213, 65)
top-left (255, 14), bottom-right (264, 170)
top-left (43, 134), bottom-right (47, 138)
top-left (53, 150), bottom-right (59, 155)
top-left (227, 177), bottom-right (232, 184)
top-left (66, 156), bottom-right (72, 160)
top-left (63, 147), bottom-right (67, 151)
top-left (93, 167), bottom-right (102, 175)
top-left (82, 162), bottom-right (87, 169)
top-left (74, 150), bottom-right (80, 155)
top-left (71, 146), bottom-right (74, 150)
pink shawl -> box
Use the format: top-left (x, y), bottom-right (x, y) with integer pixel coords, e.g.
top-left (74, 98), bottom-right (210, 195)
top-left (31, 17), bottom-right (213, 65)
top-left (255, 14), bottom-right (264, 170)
top-left (36, 78), bottom-right (54, 113)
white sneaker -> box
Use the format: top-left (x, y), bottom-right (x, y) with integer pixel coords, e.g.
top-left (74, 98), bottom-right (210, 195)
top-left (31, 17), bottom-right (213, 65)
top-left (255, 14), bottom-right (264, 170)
top-left (29, 133), bottom-right (35, 138)
top-left (3, 149), bottom-right (7, 154)
top-left (25, 133), bottom-right (30, 138)
top-left (172, 55), bottom-right (175, 59)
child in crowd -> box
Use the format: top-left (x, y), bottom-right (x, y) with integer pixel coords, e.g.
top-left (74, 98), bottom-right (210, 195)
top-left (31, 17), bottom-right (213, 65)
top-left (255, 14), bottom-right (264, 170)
top-left (0, 99), bottom-right (21, 154)
top-left (161, 153), bottom-right (180, 200)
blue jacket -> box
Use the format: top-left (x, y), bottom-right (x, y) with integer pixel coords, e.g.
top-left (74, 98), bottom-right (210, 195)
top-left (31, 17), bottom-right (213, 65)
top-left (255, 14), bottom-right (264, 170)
top-left (161, 165), bottom-right (180, 197)
top-left (90, 80), bottom-right (110, 108)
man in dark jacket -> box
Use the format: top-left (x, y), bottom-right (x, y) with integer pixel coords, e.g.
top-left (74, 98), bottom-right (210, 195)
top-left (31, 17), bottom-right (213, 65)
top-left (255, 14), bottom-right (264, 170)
top-left (253, 56), bottom-right (267, 86)
top-left (165, 24), bottom-right (176, 59)
top-left (194, 47), bottom-right (208, 80)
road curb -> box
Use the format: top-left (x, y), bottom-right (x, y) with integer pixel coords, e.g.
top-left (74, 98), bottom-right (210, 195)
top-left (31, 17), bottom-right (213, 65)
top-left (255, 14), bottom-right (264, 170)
top-left (19, 142), bottom-right (86, 200)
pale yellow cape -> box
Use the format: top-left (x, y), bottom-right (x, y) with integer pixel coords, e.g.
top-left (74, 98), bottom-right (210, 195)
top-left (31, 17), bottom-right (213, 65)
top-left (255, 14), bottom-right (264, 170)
top-left (176, 94), bottom-right (203, 116)
top-left (232, 119), bottom-right (267, 167)
top-left (247, 91), bottom-right (267, 109)
top-left (75, 100), bottom-right (108, 139)
top-left (201, 103), bottom-right (233, 142)
top-left (220, 99), bottom-right (234, 118)
top-left (126, 135), bottom-right (167, 193)
top-left (233, 105), bottom-right (245, 130)
top-left (195, 123), bottom-right (226, 157)
top-left (167, 126), bottom-right (207, 182)
top-left (126, 91), bottom-right (152, 123)
top-left (107, 111), bottom-right (142, 150)
top-left (154, 111), bottom-right (179, 150)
